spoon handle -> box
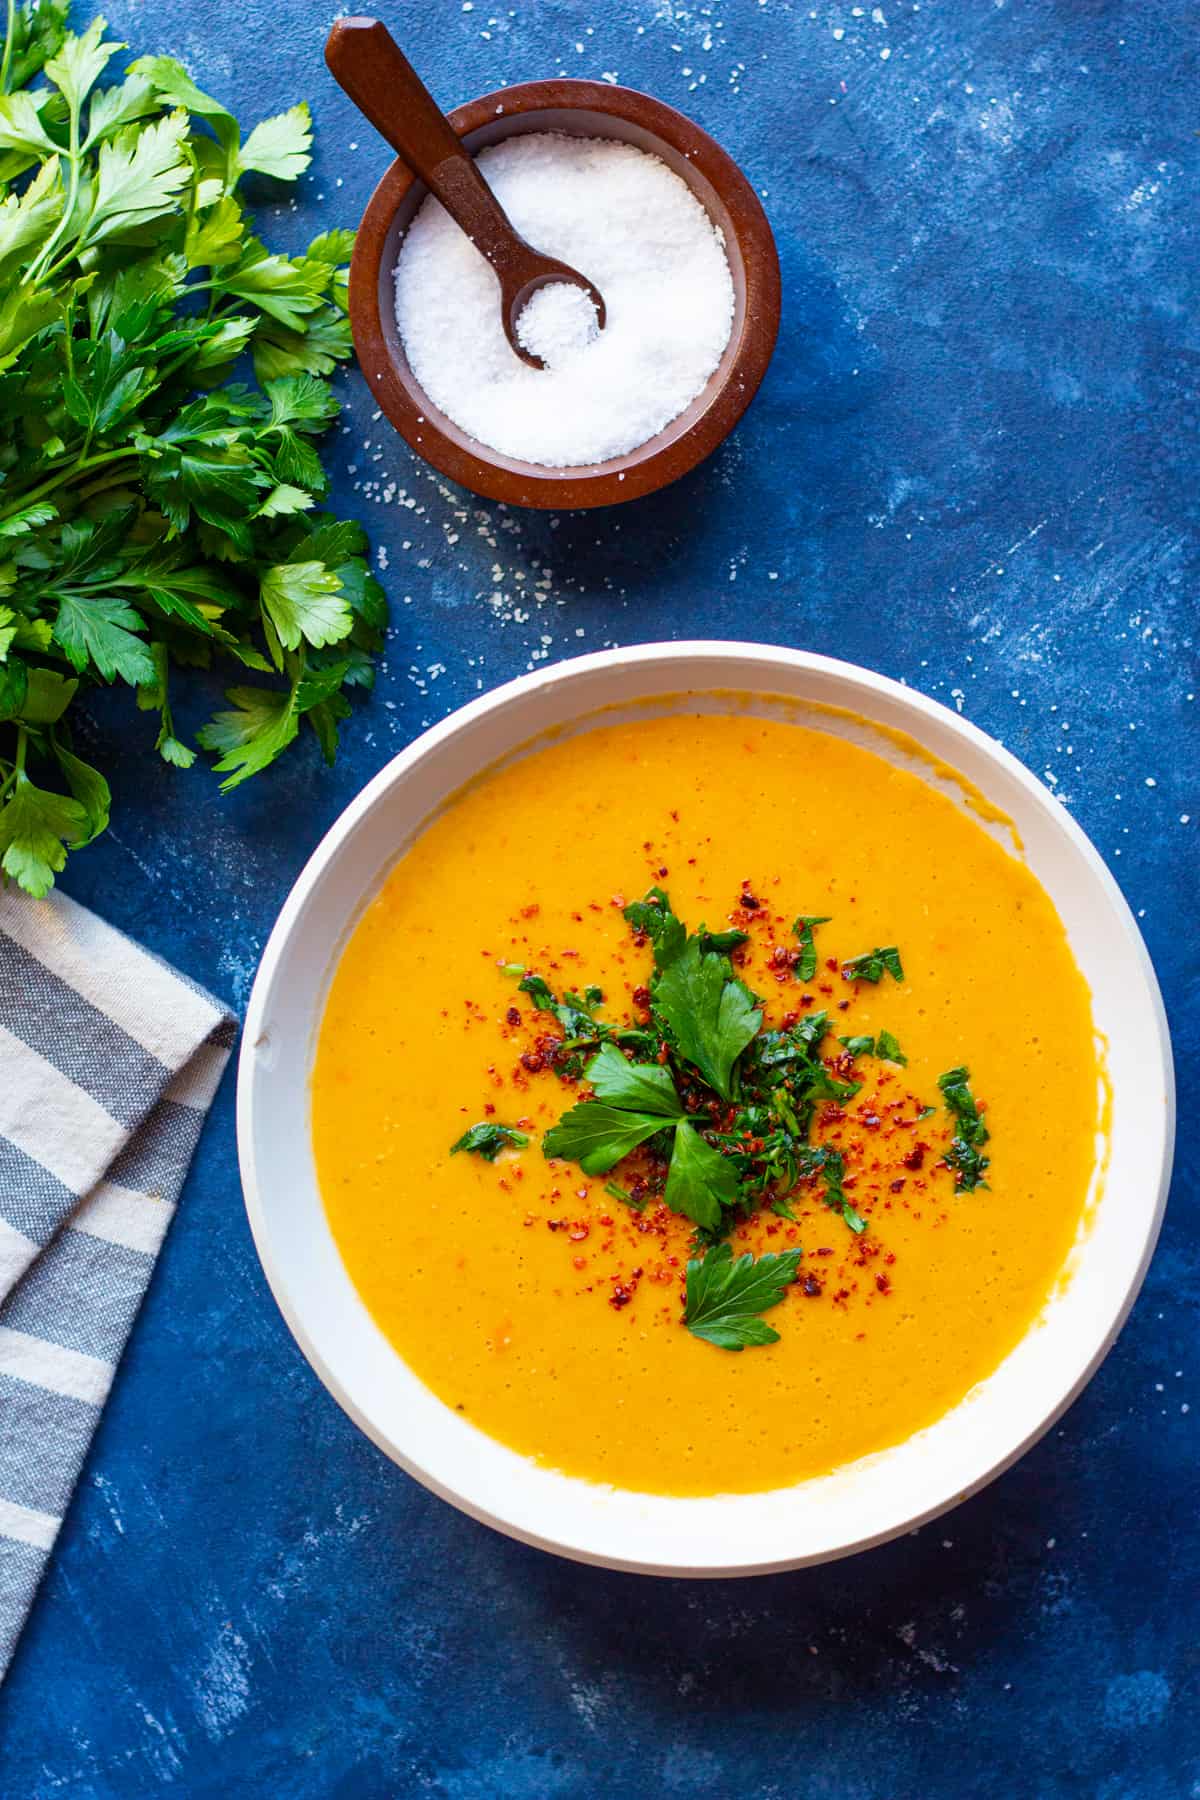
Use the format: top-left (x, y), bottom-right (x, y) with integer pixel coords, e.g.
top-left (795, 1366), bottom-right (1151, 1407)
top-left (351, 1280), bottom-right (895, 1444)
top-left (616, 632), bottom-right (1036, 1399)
top-left (325, 18), bottom-right (536, 287)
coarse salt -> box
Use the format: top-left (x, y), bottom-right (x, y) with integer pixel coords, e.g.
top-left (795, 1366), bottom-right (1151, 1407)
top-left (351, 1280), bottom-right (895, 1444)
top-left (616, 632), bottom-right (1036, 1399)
top-left (393, 133), bottom-right (735, 468)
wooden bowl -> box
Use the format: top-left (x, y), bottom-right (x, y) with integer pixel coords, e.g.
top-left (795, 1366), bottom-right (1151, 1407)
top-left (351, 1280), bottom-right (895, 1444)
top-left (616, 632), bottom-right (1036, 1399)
top-left (348, 80), bottom-right (781, 509)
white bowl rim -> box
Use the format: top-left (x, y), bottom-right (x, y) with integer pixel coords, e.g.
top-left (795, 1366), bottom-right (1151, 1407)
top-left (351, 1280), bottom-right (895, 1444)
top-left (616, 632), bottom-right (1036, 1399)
top-left (237, 640), bottom-right (1174, 1575)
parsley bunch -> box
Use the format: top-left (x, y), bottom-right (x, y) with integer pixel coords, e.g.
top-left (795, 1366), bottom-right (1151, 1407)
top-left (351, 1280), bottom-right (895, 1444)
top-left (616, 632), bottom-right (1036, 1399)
top-left (0, 5), bottom-right (385, 895)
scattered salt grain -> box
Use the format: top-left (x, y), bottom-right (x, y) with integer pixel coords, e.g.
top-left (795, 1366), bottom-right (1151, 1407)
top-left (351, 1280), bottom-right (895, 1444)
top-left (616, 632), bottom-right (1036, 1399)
top-left (393, 133), bottom-right (735, 467)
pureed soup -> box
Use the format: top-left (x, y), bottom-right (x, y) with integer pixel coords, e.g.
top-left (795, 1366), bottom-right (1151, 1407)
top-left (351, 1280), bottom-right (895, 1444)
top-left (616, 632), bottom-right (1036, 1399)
top-left (311, 710), bottom-right (1099, 1498)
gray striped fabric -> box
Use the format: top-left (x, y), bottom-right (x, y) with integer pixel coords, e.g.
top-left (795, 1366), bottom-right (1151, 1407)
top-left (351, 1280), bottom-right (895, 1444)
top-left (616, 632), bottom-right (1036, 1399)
top-left (0, 885), bottom-right (234, 1680)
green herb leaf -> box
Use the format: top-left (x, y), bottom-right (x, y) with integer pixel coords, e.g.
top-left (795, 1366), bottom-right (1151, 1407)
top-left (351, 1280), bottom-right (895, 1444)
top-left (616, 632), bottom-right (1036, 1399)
top-left (876, 1028), bottom-right (906, 1065)
top-left (543, 1100), bottom-right (674, 1176)
top-left (791, 913), bottom-right (830, 982)
top-left (623, 885), bottom-right (686, 970)
top-left (259, 561), bottom-right (351, 651)
top-left (195, 685), bottom-right (298, 790)
top-left (53, 591), bottom-right (155, 686)
top-left (698, 926), bottom-right (748, 954)
top-left (84, 109), bottom-right (192, 246)
top-left (682, 1243), bottom-right (803, 1350)
top-left (586, 1041), bottom-right (684, 1118)
top-left (664, 1120), bottom-right (738, 1232)
top-left (52, 740), bottom-right (110, 844)
top-left (653, 935), bottom-right (761, 1099)
top-left (237, 102), bottom-right (312, 182)
top-left (0, 770), bottom-right (87, 897)
top-left (450, 1121), bottom-right (529, 1161)
top-left (842, 945), bottom-right (904, 984)
top-left (938, 1065), bottom-right (991, 1191)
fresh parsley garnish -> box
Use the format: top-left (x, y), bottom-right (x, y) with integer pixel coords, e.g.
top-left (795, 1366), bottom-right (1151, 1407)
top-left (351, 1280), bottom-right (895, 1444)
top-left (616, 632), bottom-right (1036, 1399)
top-left (664, 1119), bottom-right (739, 1233)
top-left (450, 1122), bottom-right (529, 1161)
top-left (465, 892), bottom-right (989, 1351)
top-left (543, 1097), bottom-right (679, 1176)
top-left (791, 913), bottom-right (830, 982)
top-left (682, 1243), bottom-right (803, 1350)
top-left (938, 1065), bottom-right (991, 1190)
top-left (622, 885), bottom-right (686, 969)
top-left (838, 1029), bottom-right (906, 1066)
top-left (842, 945), bottom-right (904, 983)
top-left (653, 933), bottom-right (761, 1101)
top-left (0, 13), bottom-right (382, 895)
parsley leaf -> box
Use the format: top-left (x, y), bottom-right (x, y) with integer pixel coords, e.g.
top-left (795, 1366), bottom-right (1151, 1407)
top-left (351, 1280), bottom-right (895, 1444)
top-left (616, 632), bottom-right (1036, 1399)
top-left (195, 685), bottom-right (298, 790)
top-left (450, 1121), bottom-right (529, 1161)
top-left (938, 1066), bottom-right (991, 1191)
top-left (0, 769), bottom-right (87, 897)
top-left (682, 1243), bottom-right (803, 1350)
top-left (260, 561), bottom-right (351, 651)
top-left (653, 935), bottom-right (762, 1100)
top-left (543, 1101), bottom-right (674, 1176)
top-left (842, 945), bottom-right (904, 984)
top-left (791, 913), bottom-right (830, 982)
top-left (623, 885), bottom-right (686, 970)
top-left (53, 591), bottom-right (155, 685)
top-left (664, 1120), bottom-right (738, 1232)
top-left (876, 1028), bottom-right (906, 1065)
top-left (587, 1041), bottom-right (684, 1118)
top-left (237, 102), bottom-right (313, 182)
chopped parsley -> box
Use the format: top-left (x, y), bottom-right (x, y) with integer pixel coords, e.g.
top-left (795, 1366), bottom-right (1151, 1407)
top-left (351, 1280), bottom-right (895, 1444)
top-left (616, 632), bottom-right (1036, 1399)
top-left (791, 914), bottom-right (830, 982)
top-left (842, 945), bottom-right (904, 984)
top-left (838, 1028), bottom-right (907, 1066)
top-left (450, 1122), bottom-right (529, 1161)
top-left (938, 1065), bottom-right (991, 1190)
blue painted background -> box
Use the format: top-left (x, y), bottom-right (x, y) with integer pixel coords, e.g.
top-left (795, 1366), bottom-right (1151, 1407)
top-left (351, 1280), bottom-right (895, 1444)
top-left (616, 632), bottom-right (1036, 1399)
top-left (2, 0), bottom-right (1197, 1793)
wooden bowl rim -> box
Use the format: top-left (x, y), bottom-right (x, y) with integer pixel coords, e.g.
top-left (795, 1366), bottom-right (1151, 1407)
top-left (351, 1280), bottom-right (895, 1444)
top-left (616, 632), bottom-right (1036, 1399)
top-left (347, 78), bottom-right (782, 510)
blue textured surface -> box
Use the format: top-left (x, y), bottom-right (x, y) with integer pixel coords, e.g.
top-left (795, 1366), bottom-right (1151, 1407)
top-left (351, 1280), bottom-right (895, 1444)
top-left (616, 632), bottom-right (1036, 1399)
top-left (2, 1), bottom-right (1197, 1794)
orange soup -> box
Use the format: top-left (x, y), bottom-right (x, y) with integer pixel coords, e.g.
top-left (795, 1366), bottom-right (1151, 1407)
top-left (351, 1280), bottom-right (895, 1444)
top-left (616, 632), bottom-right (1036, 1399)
top-left (311, 711), bottom-right (1098, 1496)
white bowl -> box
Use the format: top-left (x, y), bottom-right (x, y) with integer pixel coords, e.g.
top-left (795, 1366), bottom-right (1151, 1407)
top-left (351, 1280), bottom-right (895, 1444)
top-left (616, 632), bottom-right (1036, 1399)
top-left (237, 643), bottom-right (1173, 1575)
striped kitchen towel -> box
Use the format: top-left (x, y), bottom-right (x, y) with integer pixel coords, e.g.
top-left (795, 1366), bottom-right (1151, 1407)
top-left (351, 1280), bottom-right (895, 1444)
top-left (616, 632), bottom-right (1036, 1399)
top-left (0, 884), bottom-right (234, 1680)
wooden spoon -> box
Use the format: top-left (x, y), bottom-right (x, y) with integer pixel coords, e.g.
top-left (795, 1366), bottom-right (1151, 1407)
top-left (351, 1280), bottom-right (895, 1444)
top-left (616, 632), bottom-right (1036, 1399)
top-left (325, 17), bottom-right (607, 370)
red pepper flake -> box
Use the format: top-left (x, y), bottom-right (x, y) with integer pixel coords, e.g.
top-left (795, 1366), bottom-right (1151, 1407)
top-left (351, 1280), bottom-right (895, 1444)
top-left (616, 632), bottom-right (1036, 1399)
top-left (875, 1272), bottom-right (892, 1296)
top-left (568, 1223), bottom-right (590, 1243)
top-left (609, 1285), bottom-right (634, 1311)
top-left (903, 1143), bottom-right (927, 1171)
top-left (505, 1006), bottom-right (521, 1028)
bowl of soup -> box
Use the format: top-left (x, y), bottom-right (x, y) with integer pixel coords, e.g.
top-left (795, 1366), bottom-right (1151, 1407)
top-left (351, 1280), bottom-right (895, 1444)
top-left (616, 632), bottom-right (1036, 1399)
top-left (237, 642), bottom-right (1172, 1574)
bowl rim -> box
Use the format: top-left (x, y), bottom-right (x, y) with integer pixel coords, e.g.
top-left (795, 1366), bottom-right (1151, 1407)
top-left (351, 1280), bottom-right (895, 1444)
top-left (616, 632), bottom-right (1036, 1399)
top-left (237, 642), bottom-right (1174, 1575)
top-left (347, 78), bottom-right (782, 509)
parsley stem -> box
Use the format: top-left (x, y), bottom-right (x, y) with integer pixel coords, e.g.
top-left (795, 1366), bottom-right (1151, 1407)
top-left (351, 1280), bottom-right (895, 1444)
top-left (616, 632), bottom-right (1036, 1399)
top-left (13, 725), bottom-right (27, 780)
top-left (31, 84), bottom-right (83, 284)
top-left (0, 449), bottom-right (139, 521)
top-left (0, 0), bottom-right (15, 96)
